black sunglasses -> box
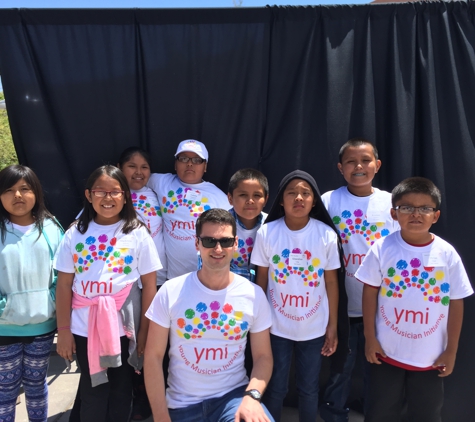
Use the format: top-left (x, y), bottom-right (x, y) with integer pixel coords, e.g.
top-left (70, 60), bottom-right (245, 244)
top-left (198, 236), bottom-right (235, 248)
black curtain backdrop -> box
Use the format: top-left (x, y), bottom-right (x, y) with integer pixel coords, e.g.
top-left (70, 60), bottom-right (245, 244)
top-left (0, 3), bottom-right (474, 418)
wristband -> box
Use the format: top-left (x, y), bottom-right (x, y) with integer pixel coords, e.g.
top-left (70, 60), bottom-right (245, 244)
top-left (57, 326), bottom-right (71, 331)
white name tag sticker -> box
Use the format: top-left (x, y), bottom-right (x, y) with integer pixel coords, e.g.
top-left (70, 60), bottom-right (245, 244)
top-left (423, 252), bottom-right (445, 267)
top-left (289, 253), bottom-right (306, 267)
top-left (115, 236), bottom-right (136, 249)
top-left (231, 299), bottom-right (252, 316)
top-left (366, 209), bottom-right (385, 223)
top-left (185, 190), bottom-right (201, 202)
top-left (366, 198), bottom-right (387, 223)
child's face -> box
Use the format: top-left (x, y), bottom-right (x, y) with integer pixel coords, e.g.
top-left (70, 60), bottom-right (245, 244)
top-left (227, 179), bottom-right (268, 227)
top-left (338, 144), bottom-right (381, 195)
top-left (120, 153), bottom-right (151, 191)
top-left (281, 178), bottom-right (316, 221)
top-left (86, 174), bottom-right (126, 225)
top-left (175, 152), bottom-right (207, 184)
top-left (391, 193), bottom-right (440, 243)
top-left (0, 178), bottom-right (36, 225)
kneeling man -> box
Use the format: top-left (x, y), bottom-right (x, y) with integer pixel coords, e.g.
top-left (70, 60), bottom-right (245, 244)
top-left (144, 208), bottom-right (274, 422)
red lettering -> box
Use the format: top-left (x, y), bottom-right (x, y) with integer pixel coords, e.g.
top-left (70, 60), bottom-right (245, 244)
top-left (194, 347), bottom-right (228, 363)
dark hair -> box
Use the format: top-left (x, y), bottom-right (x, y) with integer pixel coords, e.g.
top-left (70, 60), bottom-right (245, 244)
top-left (392, 177), bottom-right (441, 209)
top-left (0, 165), bottom-right (61, 242)
top-left (228, 168), bottom-right (269, 197)
top-left (196, 208), bottom-right (237, 237)
top-left (266, 170), bottom-right (331, 224)
top-left (264, 170), bottom-right (349, 360)
top-left (338, 137), bottom-right (379, 163)
top-left (117, 147), bottom-right (152, 169)
top-left (77, 165), bottom-right (146, 234)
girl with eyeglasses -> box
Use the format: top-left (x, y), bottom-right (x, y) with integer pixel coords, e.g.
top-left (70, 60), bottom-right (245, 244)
top-left (54, 165), bottom-right (162, 422)
top-left (0, 165), bottom-right (63, 422)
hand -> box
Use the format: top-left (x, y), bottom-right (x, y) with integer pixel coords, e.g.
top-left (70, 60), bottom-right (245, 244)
top-left (365, 336), bottom-right (386, 364)
top-left (136, 326), bottom-right (148, 358)
top-left (321, 325), bottom-right (338, 356)
top-left (433, 350), bottom-right (456, 377)
top-left (234, 396), bottom-right (271, 422)
top-left (57, 330), bottom-right (76, 361)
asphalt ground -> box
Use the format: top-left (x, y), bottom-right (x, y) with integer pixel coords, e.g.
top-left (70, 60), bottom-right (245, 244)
top-left (14, 335), bottom-right (364, 422)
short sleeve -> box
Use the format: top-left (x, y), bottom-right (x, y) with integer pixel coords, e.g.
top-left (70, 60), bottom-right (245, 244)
top-left (354, 245), bottom-right (383, 288)
top-left (147, 173), bottom-right (165, 196)
top-left (447, 251), bottom-right (473, 300)
top-left (249, 286), bottom-right (272, 333)
top-left (53, 227), bottom-right (75, 273)
top-left (321, 190), bottom-right (332, 210)
top-left (145, 285), bottom-right (171, 328)
top-left (325, 229), bottom-right (341, 271)
top-left (250, 227), bottom-right (269, 267)
top-left (136, 227), bottom-right (163, 275)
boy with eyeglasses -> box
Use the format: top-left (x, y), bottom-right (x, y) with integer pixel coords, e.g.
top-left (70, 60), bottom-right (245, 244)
top-left (320, 138), bottom-right (399, 422)
top-left (144, 208), bottom-right (274, 422)
top-left (356, 177), bottom-right (473, 422)
top-left (148, 140), bottom-right (229, 279)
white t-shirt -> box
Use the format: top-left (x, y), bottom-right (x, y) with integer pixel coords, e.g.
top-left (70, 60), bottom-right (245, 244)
top-left (147, 173), bottom-right (229, 279)
top-left (251, 217), bottom-right (341, 341)
top-left (146, 271), bottom-right (272, 408)
top-left (11, 222), bottom-right (35, 235)
top-left (355, 231), bottom-right (473, 368)
top-left (322, 187), bottom-right (399, 317)
top-left (54, 221), bottom-right (162, 336)
top-left (231, 212), bottom-right (267, 277)
top-left (131, 186), bottom-right (167, 285)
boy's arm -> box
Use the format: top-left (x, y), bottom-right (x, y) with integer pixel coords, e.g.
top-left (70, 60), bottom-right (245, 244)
top-left (137, 271), bottom-right (157, 357)
top-left (362, 283), bottom-right (386, 364)
top-left (255, 266), bottom-right (269, 293)
top-left (234, 329), bottom-right (273, 422)
top-left (322, 269), bottom-right (338, 356)
top-left (432, 299), bottom-right (464, 377)
top-left (144, 321), bottom-right (171, 422)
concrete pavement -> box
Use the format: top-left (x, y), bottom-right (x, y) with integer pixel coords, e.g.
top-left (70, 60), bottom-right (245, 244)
top-left (14, 335), bottom-right (363, 422)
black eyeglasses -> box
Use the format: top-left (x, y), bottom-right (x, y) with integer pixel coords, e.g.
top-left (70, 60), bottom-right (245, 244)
top-left (198, 236), bottom-right (235, 248)
top-left (91, 190), bottom-right (124, 199)
top-left (176, 156), bottom-right (205, 165)
top-left (393, 205), bottom-right (437, 215)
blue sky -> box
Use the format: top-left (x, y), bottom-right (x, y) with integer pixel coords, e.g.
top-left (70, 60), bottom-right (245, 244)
top-left (0, 0), bottom-right (370, 8)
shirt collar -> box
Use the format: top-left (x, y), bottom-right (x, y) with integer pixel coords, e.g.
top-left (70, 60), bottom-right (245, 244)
top-left (229, 208), bottom-right (263, 230)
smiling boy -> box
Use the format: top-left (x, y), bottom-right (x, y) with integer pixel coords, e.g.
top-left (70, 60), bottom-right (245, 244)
top-left (356, 177), bottom-right (473, 422)
top-left (320, 138), bottom-right (399, 422)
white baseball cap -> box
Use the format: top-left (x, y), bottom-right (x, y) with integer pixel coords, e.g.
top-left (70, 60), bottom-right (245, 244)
top-left (175, 139), bottom-right (209, 161)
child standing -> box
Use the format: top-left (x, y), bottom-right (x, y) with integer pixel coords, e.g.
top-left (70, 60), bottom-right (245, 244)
top-left (227, 168), bottom-right (269, 281)
top-left (320, 138), bottom-right (399, 421)
top-left (357, 177), bottom-right (473, 422)
top-left (117, 147), bottom-right (167, 420)
top-left (251, 170), bottom-right (343, 422)
top-left (118, 147), bottom-right (167, 286)
top-left (0, 165), bottom-right (63, 422)
top-left (54, 165), bottom-right (161, 422)
top-left (147, 139), bottom-right (229, 279)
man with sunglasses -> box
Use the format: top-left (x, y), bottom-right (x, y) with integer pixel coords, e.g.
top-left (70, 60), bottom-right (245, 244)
top-left (144, 209), bottom-right (274, 422)
top-left (148, 140), bottom-right (229, 280)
